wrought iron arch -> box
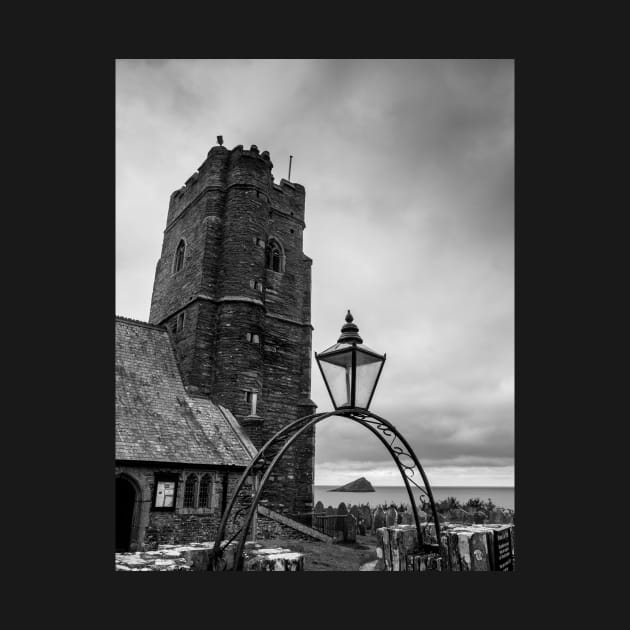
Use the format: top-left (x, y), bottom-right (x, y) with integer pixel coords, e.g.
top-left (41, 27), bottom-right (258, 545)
top-left (212, 409), bottom-right (442, 570)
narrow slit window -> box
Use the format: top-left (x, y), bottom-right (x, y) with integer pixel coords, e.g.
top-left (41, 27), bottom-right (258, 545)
top-left (246, 391), bottom-right (258, 416)
top-left (174, 240), bottom-right (185, 272)
top-left (176, 312), bottom-right (185, 333)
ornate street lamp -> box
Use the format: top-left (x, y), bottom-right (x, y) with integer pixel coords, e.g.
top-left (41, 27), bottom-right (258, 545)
top-left (213, 309), bottom-right (442, 570)
top-left (315, 310), bottom-right (386, 411)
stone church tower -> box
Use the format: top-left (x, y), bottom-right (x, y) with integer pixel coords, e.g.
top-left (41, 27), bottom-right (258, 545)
top-left (148, 142), bottom-right (316, 513)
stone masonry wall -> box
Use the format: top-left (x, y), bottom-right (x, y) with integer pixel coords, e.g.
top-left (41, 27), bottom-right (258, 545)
top-left (116, 464), bottom-right (252, 551)
top-left (255, 512), bottom-right (321, 542)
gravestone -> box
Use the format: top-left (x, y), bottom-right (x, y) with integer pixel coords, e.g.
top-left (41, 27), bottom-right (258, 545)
top-left (375, 524), bottom-right (440, 572)
top-left (468, 530), bottom-right (490, 570)
top-left (448, 528), bottom-right (490, 571)
top-left (397, 525), bottom-right (419, 570)
top-left (325, 505), bottom-right (335, 516)
top-left (350, 505), bottom-right (363, 534)
top-left (373, 507), bottom-right (386, 532)
top-left (445, 530), bottom-right (464, 571)
top-left (473, 510), bottom-right (487, 524)
top-left (345, 510), bottom-right (357, 542)
top-left (401, 511), bottom-right (413, 525)
top-left (314, 501), bottom-right (325, 514)
top-left (361, 505), bottom-right (372, 529)
top-left (377, 527), bottom-right (391, 570)
top-left (385, 505), bottom-right (398, 527)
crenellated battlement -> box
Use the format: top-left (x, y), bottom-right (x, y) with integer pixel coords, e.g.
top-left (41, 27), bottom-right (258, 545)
top-left (167, 143), bottom-right (303, 227)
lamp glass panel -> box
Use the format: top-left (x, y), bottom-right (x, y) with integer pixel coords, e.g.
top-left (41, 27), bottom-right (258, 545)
top-left (354, 349), bottom-right (384, 408)
top-left (319, 352), bottom-right (352, 408)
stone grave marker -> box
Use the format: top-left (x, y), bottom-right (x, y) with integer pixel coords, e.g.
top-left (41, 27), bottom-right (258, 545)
top-left (361, 505), bottom-right (372, 529)
top-left (373, 507), bottom-right (386, 532)
top-left (385, 505), bottom-right (398, 527)
top-left (376, 528), bottom-right (392, 571)
top-left (468, 530), bottom-right (490, 570)
top-left (350, 505), bottom-right (364, 534)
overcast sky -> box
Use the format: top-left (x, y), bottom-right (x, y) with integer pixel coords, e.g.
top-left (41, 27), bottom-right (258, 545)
top-left (116, 59), bottom-right (514, 487)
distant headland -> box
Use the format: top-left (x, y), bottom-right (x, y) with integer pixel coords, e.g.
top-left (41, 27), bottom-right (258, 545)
top-left (329, 477), bottom-right (375, 492)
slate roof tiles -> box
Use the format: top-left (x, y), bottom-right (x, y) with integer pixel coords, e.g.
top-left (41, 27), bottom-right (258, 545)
top-left (115, 317), bottom-right (256, 467)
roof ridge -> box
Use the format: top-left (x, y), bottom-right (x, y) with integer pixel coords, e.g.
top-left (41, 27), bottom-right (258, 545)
top-left (115, 315), bottom-right (166, 331)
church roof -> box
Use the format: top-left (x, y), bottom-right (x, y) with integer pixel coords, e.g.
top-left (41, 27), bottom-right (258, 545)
top-left (115, 316), bottom-right (256, 467)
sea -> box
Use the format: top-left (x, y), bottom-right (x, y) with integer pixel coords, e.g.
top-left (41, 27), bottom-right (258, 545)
top-left (314, 486), bottom-right (514, 511)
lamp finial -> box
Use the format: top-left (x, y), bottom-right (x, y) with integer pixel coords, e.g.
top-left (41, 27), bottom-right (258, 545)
top-left (338, 310), bottom-right (363, 344)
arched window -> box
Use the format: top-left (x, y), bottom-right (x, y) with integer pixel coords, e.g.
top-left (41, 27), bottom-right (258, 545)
top-left (198, 474), bottom-right (212, 508)
top-left (183, 473), bottom-right (198, 508)
top-left (266, 240), bottom-right (284, 272)
top-left (174, 240), bottom-right (185, 273)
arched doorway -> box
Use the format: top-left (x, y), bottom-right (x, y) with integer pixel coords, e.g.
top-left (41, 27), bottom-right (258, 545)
top-left (116, 476), bottom-right (137, 552)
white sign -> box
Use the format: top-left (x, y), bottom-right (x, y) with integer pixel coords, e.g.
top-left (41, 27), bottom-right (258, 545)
top-left (155, 481), bottom-right (175, 507)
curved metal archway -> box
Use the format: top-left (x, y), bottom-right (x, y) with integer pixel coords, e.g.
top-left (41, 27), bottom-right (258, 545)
top-left (212, 409), bottom-right (442, 570)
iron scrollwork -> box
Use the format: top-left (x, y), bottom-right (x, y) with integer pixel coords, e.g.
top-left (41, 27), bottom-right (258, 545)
top-left (212, 409), bottom-right (441, 570)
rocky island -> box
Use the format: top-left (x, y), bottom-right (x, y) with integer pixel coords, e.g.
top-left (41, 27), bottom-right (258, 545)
top-left (329, 477), bottom-right (375, 492)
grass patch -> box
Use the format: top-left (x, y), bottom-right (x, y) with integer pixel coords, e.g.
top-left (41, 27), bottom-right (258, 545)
top-left (254, 534), bottom-right (378, 571)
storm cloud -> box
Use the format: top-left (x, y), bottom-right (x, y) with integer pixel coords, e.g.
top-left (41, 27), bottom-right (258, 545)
top-left (116, 59), bottom-right (514, 487)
